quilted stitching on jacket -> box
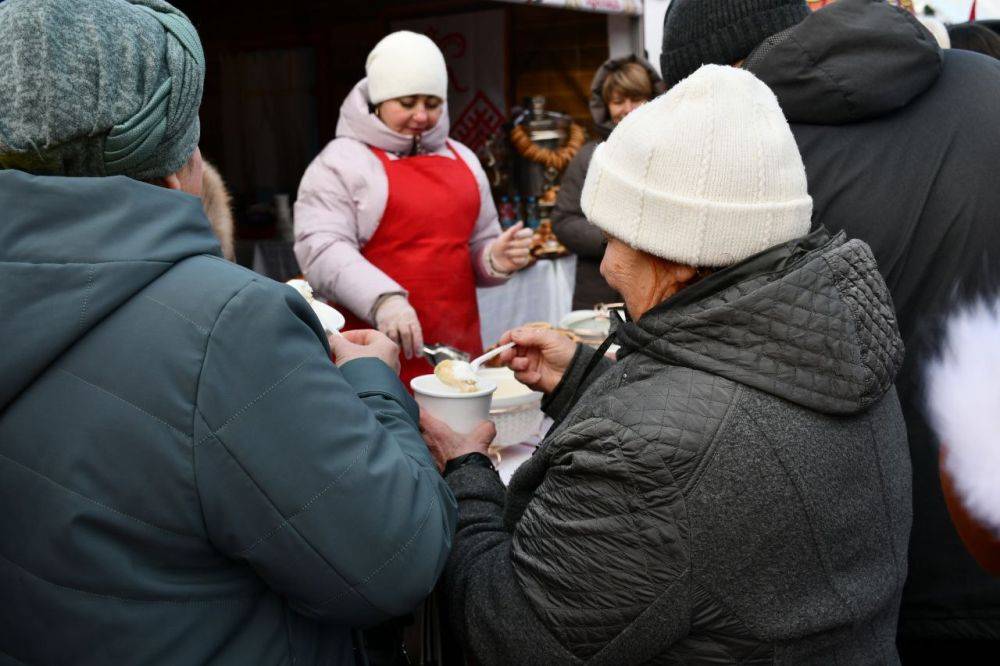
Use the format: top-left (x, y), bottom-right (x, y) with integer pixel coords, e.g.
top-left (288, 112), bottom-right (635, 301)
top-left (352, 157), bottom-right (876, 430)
top-left (616, 234), bottom-right (903, 415)
top-left (822, 240), bottom-right (904, 408)
top-left (506, 231), bottom-right (907, 661)
top-left (513, 366), bottom-right (733, 659)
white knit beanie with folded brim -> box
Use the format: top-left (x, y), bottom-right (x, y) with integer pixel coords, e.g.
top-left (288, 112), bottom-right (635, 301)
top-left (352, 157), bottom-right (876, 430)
top-left (581, 64), bottom-right (812, 268)
top-left (366, 31), bottom-right (448, 105)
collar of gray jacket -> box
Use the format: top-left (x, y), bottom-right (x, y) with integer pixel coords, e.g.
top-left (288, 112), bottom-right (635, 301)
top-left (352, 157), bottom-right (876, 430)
top-left (615, 227), bottom-right (904, 416)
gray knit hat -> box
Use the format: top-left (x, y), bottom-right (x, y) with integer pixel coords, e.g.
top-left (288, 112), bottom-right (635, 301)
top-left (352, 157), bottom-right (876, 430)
top-left (660, 0), bottom-right (810, 87)
top-left (0, 0), bottom-right (205, 180)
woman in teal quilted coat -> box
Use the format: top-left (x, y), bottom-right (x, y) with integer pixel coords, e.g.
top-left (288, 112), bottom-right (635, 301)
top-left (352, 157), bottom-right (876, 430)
top-left (423, 65), bottom-right (913, 664)
top-left (0, 1), bottom-right (454, 663)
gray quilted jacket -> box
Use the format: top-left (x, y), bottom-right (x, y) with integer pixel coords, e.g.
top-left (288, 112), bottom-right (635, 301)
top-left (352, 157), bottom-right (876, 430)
top-left (444, 229), bottom-right (912, 665)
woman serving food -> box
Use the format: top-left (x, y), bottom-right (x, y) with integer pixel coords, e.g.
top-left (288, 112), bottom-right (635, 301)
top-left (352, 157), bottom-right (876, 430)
top-left (295, 31), bottom-right (532, 384)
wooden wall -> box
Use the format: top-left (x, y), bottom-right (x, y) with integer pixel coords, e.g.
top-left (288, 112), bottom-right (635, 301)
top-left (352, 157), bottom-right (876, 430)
top-left (172, 0), bottom-right (610, 238)
top-left (509, 5), bottom-right (609, 129)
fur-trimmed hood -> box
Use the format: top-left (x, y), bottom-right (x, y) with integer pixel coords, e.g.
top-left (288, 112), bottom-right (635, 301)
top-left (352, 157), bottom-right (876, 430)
top-left (587, 55), bottom-right (666, 140)
top-left (201, 161), bottom-right (234, 261)
top-left (927, 300), bottom-right (1000, 537)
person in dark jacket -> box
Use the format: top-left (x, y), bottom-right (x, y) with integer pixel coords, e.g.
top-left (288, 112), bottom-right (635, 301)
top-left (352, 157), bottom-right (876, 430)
top-left (948, 22), bottom-right (1000, 59)
top-left (662, 0), bottom-right (1000, 653)
top-left (0, 2), bottom-right (455, 663)
top-left (551, 55), bottom-right (664, 310)
top-left (420, 65), bottom-right (911, 665)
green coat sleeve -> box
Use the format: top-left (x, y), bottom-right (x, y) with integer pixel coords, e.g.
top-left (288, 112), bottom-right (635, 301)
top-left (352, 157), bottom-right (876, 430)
top-left (191, 278), bottom-right (456, 626)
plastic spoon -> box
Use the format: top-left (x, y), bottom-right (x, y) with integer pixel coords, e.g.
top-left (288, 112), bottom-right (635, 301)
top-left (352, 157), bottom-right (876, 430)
top-left (468, 342), bottom-right (516, 372)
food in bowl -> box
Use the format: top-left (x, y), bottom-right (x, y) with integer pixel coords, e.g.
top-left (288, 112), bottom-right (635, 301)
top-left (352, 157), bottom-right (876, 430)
top-left (434, 360), bottom-right (479, 393)
top-left (487, 369), bottom-right (535, 404)
top-left (287, 278), bottom-right (316, 302)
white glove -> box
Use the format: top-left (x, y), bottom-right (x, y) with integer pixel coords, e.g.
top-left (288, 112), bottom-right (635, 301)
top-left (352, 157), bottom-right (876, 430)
top-left (374, 294), bottom-right (424, 360)
top-left (489, 222), bottom-right (534, 274)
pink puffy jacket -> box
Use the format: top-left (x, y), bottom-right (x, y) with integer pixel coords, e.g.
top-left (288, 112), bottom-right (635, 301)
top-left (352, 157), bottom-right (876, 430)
top-left (294, 79), bottom-right (505, 324)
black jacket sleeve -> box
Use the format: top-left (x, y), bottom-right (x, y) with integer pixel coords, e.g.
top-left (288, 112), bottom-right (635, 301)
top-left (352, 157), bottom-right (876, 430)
top-left (443, 417), bottom-right (692, 665)
top-left (442, 464), bottom-right (584, 666)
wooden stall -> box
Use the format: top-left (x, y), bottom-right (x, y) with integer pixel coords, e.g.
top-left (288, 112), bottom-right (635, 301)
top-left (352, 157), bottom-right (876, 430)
top-left (173, 0), bottom-right (627, 262)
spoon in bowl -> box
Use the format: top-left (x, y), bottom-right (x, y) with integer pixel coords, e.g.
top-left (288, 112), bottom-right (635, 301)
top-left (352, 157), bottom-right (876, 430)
top-left (434, 342), bottom-right (516, 392)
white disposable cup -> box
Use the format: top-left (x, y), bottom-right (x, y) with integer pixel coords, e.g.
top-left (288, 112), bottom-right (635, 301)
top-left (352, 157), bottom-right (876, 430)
top-left (411, 374), bottom-right (497, 434)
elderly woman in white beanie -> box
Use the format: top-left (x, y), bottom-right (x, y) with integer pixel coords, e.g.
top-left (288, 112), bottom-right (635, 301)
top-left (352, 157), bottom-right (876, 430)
top-left (421, 65), bottom-right (913, 664)
top-left (295, 31), bottom-right (532, 385)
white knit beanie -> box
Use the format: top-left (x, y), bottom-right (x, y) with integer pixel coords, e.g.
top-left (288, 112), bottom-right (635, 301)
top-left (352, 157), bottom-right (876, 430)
top-left (581, 64), bottom-right (812, 267)
top-left (366, 31), bottom-right (448, 105)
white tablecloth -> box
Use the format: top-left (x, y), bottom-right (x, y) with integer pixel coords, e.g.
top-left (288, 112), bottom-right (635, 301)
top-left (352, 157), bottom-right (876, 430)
top-left (494, 416), bottom-right (552, 484)
top-left (476, 256), bottom-right (577, 348)
top-left (496, 444), bottom-right (536, 485)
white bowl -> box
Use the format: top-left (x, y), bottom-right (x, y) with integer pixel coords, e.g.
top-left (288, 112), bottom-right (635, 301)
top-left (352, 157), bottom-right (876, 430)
top-left (311, 299), bottom-right (345, 333)
top-left (411, 374), bottom-right (497, 435)
top-left (286, 279), bottom-right (345, 332)
top-left (559, 309), bottom-right (611, 341)
top-left (490, 404), bottom-right (545, 448)
top-left (478, 368), bottom-right (545, 446)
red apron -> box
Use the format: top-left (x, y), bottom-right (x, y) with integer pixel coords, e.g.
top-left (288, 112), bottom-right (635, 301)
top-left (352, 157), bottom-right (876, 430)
top-left (342, 141), bottom-right (484, 387)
